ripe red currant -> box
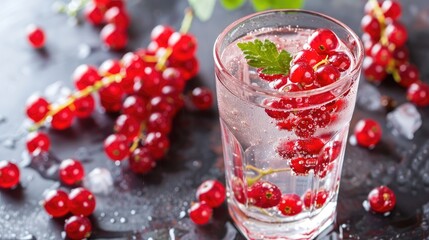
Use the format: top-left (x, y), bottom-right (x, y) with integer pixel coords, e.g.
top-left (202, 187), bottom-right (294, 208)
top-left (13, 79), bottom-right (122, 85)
top-left (168, 32), bottom-right (197, 61)
top-left (26, 131), bottom-right (50, 154)
top-left (114, 114), bottom-right (140, 140)
top-left (147, 112), bottom-right (172, 134)
top-left (196, 179), bottom-right (226, 208)
top-left (294, 117), bottom-right (316, 138)
top-left (354, 119), bottom-right (382, 148)
top-left (392, 46), bottom-right (409, 64)
top-left (328, 51), bottom-right (351, 72)
top-left (407, 82), bottom-right (429, 107)
top-left (25, 95), bottom-right (50, 122)
top-left (396, 63), bottom-right (419, 88)
top-left (277, 194), bottom-right (303, 216)
top-left (42, 189), bottom-right (69, 217)
top-left (99, 82), bottom-right (124, 112)
top-left (276, 138), bottom-right (325, 159)
top-left (315, 189), bottom-right (329, 208)
top-left (293, 49), bottom-right (323, 67)
top-left (84, 2), bottom-right (104, 26)
top-left (150, 96), bottom-right (177, 118)
top-left (73, 65), bottom-right (100, 90)
top-left (51, 107), bottom-right (75, 130)
top-left (122, 95), bottom-right (149, 121)
top-left (315, 64), bottom-right (340, 86)
top-left (190, 87), bottom-right (213, 111)
top-left (361, 15), bottom-right (381, 41)
top-left (59, 159), bottom-right (85, 186)
top-left (99, 59), bottom-right (121, 76)
top-left (73, 95), bottom-right (95, 118)
top-left (69, 187), bottom-right (96, 216)
top-left (307, 28), bottom-right (339, 54)
top-left (247, 181), bottom-right (281, 208)
top-left (289, 62), bottom-right (315, 86)
top-left (104, 7), bottom-right (129, 30)
top-left (231, 177), bottom-right (246, 204)
top-left (0, 161), bottom-right (20, 189)
top-left (100, 24), bottom-right (128, 50)
top-left (368, 185), bottom-right (396, 213)
top-left (172, 57), bottom-right (199, 81)
top-left (381, 0), bottom-right (402, 20)
top-left (188, 202), bottom-right (213, 225)
top-left (151, 25), bottom-right (174, 47)
top-left (161, 67), bottom-right (186, 92)
top-left (363, 56), bottom-right (387, 83)
top-left (26, 24), bottom-right (45, 48)
top-left (144, 132), bottom-right (170, 160)
top-left (64, 216), bottom-right (92, 240)
top-left (370, 43), bottom-right (392, 67)
top-left (129, 147), bottom-right (156, 174)
top-left (104, 133), bottom-right (129, 161)
top-left (289, 157), bottom-right (317, 175)
top-left (385, 21), bottom-right (407, 48)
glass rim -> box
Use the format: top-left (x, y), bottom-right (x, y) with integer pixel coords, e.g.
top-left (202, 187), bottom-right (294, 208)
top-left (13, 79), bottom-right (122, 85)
top-left (213, 9), bottom-right (364, 99)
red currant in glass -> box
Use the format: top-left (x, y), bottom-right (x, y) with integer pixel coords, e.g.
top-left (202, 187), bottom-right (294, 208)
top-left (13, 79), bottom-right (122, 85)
top-left (74, 95), bottom-right (95, 118)
top-left (190, 87), bottom-right (213, 111)
top-left (122, 95), bottom-right (149, 121)
top-left (407, 82), bottom-right (429, 107)
top-left (100, 24), bottom-right (128, 50)
top-left (26, 24), bottom-right (45, 48)
top-left (307, 28), bottom-right (339, 54)
top-left (144, 132), bottom-right (170, 160)
top-left (26, 131), bottom-right (50, 154)
top-left (0, 161), bottom-right (20, 189)
top-left (69, 187), bottom-right (96, 217)
top-left (257, 68), bottom-right (283, 82)
top-left (363, 56), bottom-right (387, 83)
top-left (290, 157), bottom-right (316, 175)
top-left (277, 194), bottom-right (303, 216)
top-left (64, 215), bottom-right (92, 240)
top-left (370, 43), bottom-right (392, 67)
top-left (231, 177), bottom-right (246, 204)
top-left (328, 51), bottom-right (351, 72)
top-left (247, 181), bottom-right (281, 208)
top-left (25, 95), bottom-right (50, 122)
top-left (73, 64), bottom-right (100, 90)
top-left (104, 7), bottom-right (129, 30)
top-left (51, 107), bottom-right (75, 130)
top-left (368, 185), bottom-right (396, 213)
top-left (396, 63), bottom-right (420, 88)
top-left (293, 49), bottom-right (323, 67)
top-left (151, 25), bottom-right (174, 47)
top-left (360, 15), bottom-right (381, 41)
top-left (104, 133), bottom-right (129, 161)
top-left (168, 32), bottom-right (197, 61)
top-left (289, 62), bottom-right (315, 86)
top-left (59, 159), bottom-right (85, 186)
top-left (354, 119), bottom-right (382, 148)
top-left (84, 2), bottom-right (104, 26)
top-left (129, 147), bottom-right (156, 174)
top-left (99, 59), bottom-right (121, 76)
top-left (381, 0), bottom-right (402, 20)
top-left (315, 64), bottom-right (340, 86)
top-left (303, 190), bottom-right (314, 209)
top-left (188, 202), bottom-right (213, 225)
top-left (315, 189), bottom-right (329, 208)
top-left (196, 179), bottom-right (226, 208)
top-left (294, 117), bottom-right (316, 138)
top-left (114, 114), bottom-right (140, 140)
top-left (42, 189), bottom-right (69, 217)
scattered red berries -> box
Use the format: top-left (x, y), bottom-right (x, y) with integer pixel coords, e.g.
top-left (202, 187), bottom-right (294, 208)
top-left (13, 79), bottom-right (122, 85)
top-left (367, 185), bottom-right (396, 213)
top-left (42, 189), bottom-right (70, 217)
top-left (354, 119), bottom-right (382, 148)
top-left (188, 202), bottom-right (213, 225)
top-left (68, 187), bottom-right (96, 217)
top-left (64, 215), bottom-right (92, 240)
top-left (0, 161), bottom-right (20, 189)
top-left (26, 25), bottom-right (45, 48)
top-left (189, 87), bottom-right (213, 111)
top-left (59, 159), bottom-right (85, 186)
top-left (26, 131), bottom-right (51, 154)
top-left (196, 179), bottom-right (226, 208)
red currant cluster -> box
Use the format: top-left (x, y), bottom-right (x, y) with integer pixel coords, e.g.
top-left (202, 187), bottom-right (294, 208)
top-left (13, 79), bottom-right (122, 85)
top-left (43, 187), bottom-right (96, 239)
top-left (361, 0), bottom-right (429, 107)
top-left (188, 180), bottom-right (226, 225)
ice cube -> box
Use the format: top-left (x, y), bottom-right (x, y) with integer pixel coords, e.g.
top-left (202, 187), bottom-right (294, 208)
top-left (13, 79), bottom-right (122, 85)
top-left (44, 81), bottom-right (72, 103)
top-left (83, 168), bottom-right (113, 195)
top-left (386, 103), bottom-right (421, 140)
top-left (357, 83), bottom-right (382, 111)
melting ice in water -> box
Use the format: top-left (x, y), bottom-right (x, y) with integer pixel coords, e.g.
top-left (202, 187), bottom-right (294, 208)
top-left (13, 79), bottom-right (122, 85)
top-left (357, 83), bottom-right (382, 111)
top-left (83, 168), bottom-right (114, 195)
top-left (386, 103), bottom-right (421, 140)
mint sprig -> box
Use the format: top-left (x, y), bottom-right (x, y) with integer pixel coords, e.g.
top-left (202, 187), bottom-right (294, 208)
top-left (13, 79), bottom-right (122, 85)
top-left (237, 39), bottom-right (292, 75)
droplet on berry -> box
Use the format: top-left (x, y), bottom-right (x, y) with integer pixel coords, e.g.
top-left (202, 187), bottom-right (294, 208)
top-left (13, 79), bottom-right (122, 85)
top-left (277, 194), bottom-right (303, 216)
top-left (43, 189), bottom-right (70, 217)
top-left (59, 159), bottom-right (85, 186)
top-left (307, 28), bottom-right (339, 54)
top-left (26, 131), bottom-right (50, 154)
top-left (0, 161), bottom-right (20, 189)
top-left (64, 215), bottom-right (92, 240)
top-left (354, 118), bottom-right (382, 148)
top-left (196, 179), bottom-right (226, 208)
top-left (68, 187), bottom-right (96, 217)
top-left (247, 181), bottom-right (281, 208)
top-left (367, 185), bottom-right (396, 213)
top-left (26, 24), bottom-right (45, 48)
top-left (188, 202), bottom-right (213, 225)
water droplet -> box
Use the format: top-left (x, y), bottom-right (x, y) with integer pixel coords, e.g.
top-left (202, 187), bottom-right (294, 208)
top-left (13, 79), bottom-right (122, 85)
top-left (130, 209), bottom-right (136, 215)
top-left (3, 138), bottom-right (16, 149)
top-left (362, 200), bottom-right (370, 212)
top-left (147, 216), bottom-right (152, 221)
top-left (110, 218), bottom-right (116, 223)
top-left (114, 161), bottom-right (121, 166)
top-left (78, 44), bottom-right (92, 59)
top-left (100, 212), bottom-right (106, 218)
top-left (174, 187), bottom-right (180, 192)
top-left (192, 160), bottom-right (201, 168)
top-left (113, 211), bottom-right (119, 216)
top-left (348, 135), bottom-right (357, 146)
top-left (179, 211), bottom-right (186, 219)
top-left (183, 201), bottom-right (188, 207)
top-left (119, 217), bottom-right (126, 223)
top-left (169, 228), bottom-right (175, 240)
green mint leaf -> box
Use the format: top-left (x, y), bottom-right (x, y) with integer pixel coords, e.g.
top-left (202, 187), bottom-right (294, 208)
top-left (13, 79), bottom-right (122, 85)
top-left (220, 0), bottom-right (246, 10)
top-left (188, 0), bottom-right (216, 21)
top-left (250, 0), bottom-right (271, 11)
top-left (270, 0), bottom-right (305, 9)
top-left (237, 39), bottom-right (292, 76)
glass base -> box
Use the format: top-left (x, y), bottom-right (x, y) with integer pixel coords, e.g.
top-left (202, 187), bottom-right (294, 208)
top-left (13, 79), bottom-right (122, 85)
top-left (228, 199), bottom-right (336, 240)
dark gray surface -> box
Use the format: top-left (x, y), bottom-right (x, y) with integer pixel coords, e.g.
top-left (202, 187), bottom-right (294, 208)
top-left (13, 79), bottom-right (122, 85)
top-left (1, 0), bottom-right (429, 239)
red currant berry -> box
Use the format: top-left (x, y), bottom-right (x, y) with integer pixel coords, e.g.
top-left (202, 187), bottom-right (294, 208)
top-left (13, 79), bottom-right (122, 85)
top-left (168, 32), bottom-right (197, 61)
top-left (290, 157), bottom-right (317, 175)
top-left (407, 82), bottom-right (429, 107)
top-left (364, 0), bottom-right (382, 15)
top-left (294, 117), bottom-right (316, 138)
top-left (307, 28), bottom-right (339, 54)
top-left (363, 56), bottom-right (387, 83)
top-left (99, 59), bottom-right (121, 76)
top-left (257, 68), bottom-right (283, 82)
top-left (147, 112), bottom-right (172, 134)
top-left (100, 24), bottom-right (128, 50)
top-left (151, 25), bottom-right (174, 47)
top-left (26, 131), bottom-right (50, 154)
top-left (328, 51), bottom-right (351, 72)
top-left (150, 96), bottom-right (177, 118)
top-left (25, 95), bottom-right (50, 122)
top-left (42, 189), bottom-right (69, 217)
top-left (74, 95), bottom-right (95, 118)
top-left (381, 0), bottom-right (402, 20)
top-left (277, 138), bottom-right (325, 159)
top-left (51, 107), bottom-right (75, 130)
top-left (289, 62), bottom-right (316, 86)
top-left (190, 87), bottom-right (213, 110)
top-left (122, 95), bottom-right (149, 121)
top-left (368, 185), bottom-right (396, 213)
top-left (99, 82), bottom-right (124, 112)
top-left (315, 189), bottom-right (329, 208)
top-left (315, 64), bottom-right (341, 86)
top-left (196, 179), bottom-right (226, 208)
top-left (354, 119), bottom-right (382, 148)
top-left (360, 15), bottom-right (381, 41)
top-left (303, 190), bottom-right (315, 209)
top-left (129, 147), bottom-right (156, 174)
top-left (114, 114), bottom-right (140, 140)
top-left (319, 141), bottom-right (342, 164)
top-left (138, 67), bottom-right (163, 97)
top-left (247, 181), bottom-right (281, 208)
top-left (59, 159), bottom-right (85, 186)
top-left (231, 177), bottom-right (246, 204)
top-left (26, 24), bottom-right (45, 48)
top-left (0, 161), bottom-right (20, 189)
top-left (104, 7), bottom-right (129, 30)
top-left (264, 99), bottom-right (291, 120)
top-left (162, 67), bottom-right (186, 92)
top-left (64, 216), bottom-right (92, 240)
top-left (396, 63), bottom-right (420, 88)
top-left (84, 2), bottom-right (104, 26)
top-left (104, 133), bottom-right (129, 161)
top-left (277, 194), bottom-right (303, 216)
top-left (106, 0), bottom-right (124, 9)
top-left (188, 202), bottom-right (213, 225)
top-left (93, 0), bottom-right (110, 7)
top-left (385, 21), bottom-right (407, 47)
top-left (370, 43), bottom-right (392, 67)
top-left (392, 45), bottom-right (409, 64)
top-left (172, 57), bottom-right (199, 81)
top-left (311, 108), bottom-right (331, 128)
top-left (69, 187), bottom-right (96, 216)
top-left (293, 49), bottom-right (323, 67)
top-left (72, 64), bottom-right (100, 90)
top-left (144, 132), bottom-right (170, 160)
top-left (122, 52), bottom-right (146, 80)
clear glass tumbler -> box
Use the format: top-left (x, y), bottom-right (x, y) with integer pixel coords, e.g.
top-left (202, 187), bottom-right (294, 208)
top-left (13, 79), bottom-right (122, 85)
top-left (214, 10), bottom-right (363, 239)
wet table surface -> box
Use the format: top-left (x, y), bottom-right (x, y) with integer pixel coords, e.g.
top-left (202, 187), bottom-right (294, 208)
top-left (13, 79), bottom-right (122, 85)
top-left (1, 0), bottom-right (429, 239)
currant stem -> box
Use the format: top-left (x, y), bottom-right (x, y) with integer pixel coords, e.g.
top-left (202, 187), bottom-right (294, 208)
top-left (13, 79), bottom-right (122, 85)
top-left (155, 48), bottom-right (173, 71)
top-left (312, 55), bottom-right (330, 71)
top-left (246, 165), bottom-right (290, 186)
top-left (179, 8), bottom-right (194, 34)
top-left (369, 0), bottom-right (388, 46)
top-left (129, 123), bottom-right (146, 152)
